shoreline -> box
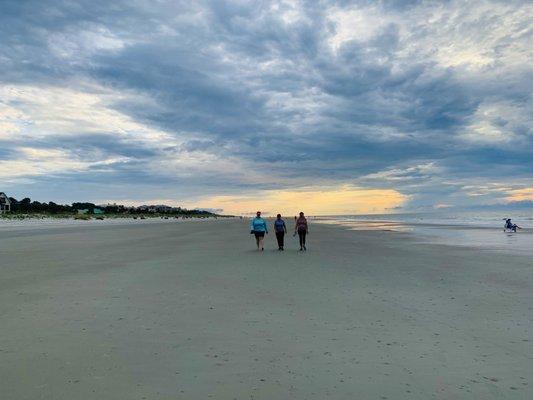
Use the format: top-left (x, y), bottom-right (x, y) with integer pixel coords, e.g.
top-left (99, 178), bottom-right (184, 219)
top-left (315, 216), bottom-right (533, 257)
top-left (2, 213), bottom-right (531, 255)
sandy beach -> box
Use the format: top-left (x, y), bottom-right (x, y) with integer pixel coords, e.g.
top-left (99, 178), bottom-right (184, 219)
top-left (0, 218), bottom-right (531, 399)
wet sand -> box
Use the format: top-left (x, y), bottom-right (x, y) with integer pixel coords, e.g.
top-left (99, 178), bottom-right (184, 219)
top-left (0, 219), bottom-right (531, 399)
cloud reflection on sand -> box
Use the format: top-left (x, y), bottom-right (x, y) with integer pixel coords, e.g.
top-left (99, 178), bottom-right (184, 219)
top-left (315, 218), bottom-right (413, 232)
top-left (316, 213), bottom-right (533, 256)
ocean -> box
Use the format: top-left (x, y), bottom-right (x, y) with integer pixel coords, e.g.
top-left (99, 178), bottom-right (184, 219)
top-left (315, 211), bottom-right (533, 257)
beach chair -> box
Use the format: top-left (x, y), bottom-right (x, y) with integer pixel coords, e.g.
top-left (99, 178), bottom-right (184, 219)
top-left (503, 218), bottom-right (520, 232)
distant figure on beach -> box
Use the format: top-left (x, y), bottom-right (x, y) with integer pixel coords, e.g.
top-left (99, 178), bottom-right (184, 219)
top-left (295, 212), bottom-right (308, 251)
top-left (250, 211), bottom-right (268, 251)
top-left (503, 218), bottom-right (521, 232)
top-left (274, 214), bottom-right (287, 251)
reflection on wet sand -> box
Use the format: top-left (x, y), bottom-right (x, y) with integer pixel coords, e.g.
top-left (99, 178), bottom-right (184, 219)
top-left (315, 218), bottom-right (412, 232)
top-left (315, 216), bottom-right (532, 256)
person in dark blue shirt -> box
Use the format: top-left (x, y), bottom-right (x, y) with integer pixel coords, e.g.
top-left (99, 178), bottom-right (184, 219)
top-left (273, 214), bottom-right (287, 251)
top-left (503, 218), bottom-right (521, 232)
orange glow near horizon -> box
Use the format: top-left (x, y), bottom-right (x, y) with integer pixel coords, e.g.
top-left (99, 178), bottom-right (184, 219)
top-left (505, 187), bottom-right (533, 202)
top-left (190, 185), bottom-right (408, 216)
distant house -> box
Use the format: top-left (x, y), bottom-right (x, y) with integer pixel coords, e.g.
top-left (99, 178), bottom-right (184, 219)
top-left (77, 209), bottom-right (89, 215)
top-left (0, 192), bottom-right (11, 213)
top-left (93, 208), bottom-right (104, 215)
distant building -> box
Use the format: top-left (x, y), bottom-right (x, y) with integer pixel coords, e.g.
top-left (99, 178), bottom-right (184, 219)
top-left (77, 209), bottom-right (89, 215)
top-left (93, 208), bottom-right (104, 215)
top-left (0, 192), bottom-right (11, 213)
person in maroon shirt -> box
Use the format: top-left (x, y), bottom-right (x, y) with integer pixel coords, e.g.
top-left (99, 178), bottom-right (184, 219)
top-left (294, 212), bottom-right (308, 251)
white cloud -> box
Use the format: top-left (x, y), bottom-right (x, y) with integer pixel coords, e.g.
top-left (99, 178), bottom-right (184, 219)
top-left (461, 100), bottom-right (532, 144)
top-left (0, 83), bottom-right (260, 184)
top-left (327, 1), bottom-right (533, 72)
top-left (327, 6), bottom-right (389, 50)
top-left (0, 148), bottom-right (85, 178)
top-left (362, 162), bottom-right (442, 182)
top-left (0, 104), bottom-right (26, 135)
top-left (47, 25), bottom-right (127, 62)
top-left (426, 2), bottom-right (532, 71)
top-left (0, 83), bottom-right (177, 180)
top-left (270, 0), bottom-right (306, 25)
top-left (0, 84), bottom-right (173, 145)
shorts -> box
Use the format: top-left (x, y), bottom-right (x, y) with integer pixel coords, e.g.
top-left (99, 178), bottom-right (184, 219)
top-left (254, 231), bottom-right (265, 238)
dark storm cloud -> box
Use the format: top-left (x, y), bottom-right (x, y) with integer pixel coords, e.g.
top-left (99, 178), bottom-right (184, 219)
top-left (0, 0), bottom-right (531, 207)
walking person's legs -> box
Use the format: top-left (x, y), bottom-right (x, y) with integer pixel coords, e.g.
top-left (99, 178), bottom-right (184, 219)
top-left (301, 231), bottom-right (306, 250)
top-left (298, 230), bottom-right (304, 250)
top-left (258, 235), bottom-right (264, 250)
top-left (276, 232), bottom-right (283, 250)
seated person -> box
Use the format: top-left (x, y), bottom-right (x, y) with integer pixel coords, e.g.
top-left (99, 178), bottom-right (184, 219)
top-left (504, 218), bottom-right (520, 232)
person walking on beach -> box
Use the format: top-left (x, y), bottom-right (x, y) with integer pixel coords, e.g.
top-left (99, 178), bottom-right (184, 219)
top-left (295, 212), bottom-right (308, 251)
top-left (250, 211), bottom-right (268, 251)
top-left (274, 214), bottom-right (287, 251)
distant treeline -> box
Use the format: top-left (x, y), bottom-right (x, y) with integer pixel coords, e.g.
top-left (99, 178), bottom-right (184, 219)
top-left (6, 197), bottom-right (216, 216)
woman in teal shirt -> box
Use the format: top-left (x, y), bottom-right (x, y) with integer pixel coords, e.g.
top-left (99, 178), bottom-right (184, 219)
top-left (250, 211), bottom-right (268, 251)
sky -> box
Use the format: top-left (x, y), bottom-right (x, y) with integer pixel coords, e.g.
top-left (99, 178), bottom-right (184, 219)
top-left (0, 0), bottom-right (532, 215)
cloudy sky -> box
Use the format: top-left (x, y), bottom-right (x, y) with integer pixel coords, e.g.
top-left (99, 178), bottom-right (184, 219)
top-left (1, 0), bottom-right (531, 215)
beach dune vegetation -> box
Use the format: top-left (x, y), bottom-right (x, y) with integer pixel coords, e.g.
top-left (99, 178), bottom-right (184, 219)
top-left (1, 196), bottom-right (221, 220)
